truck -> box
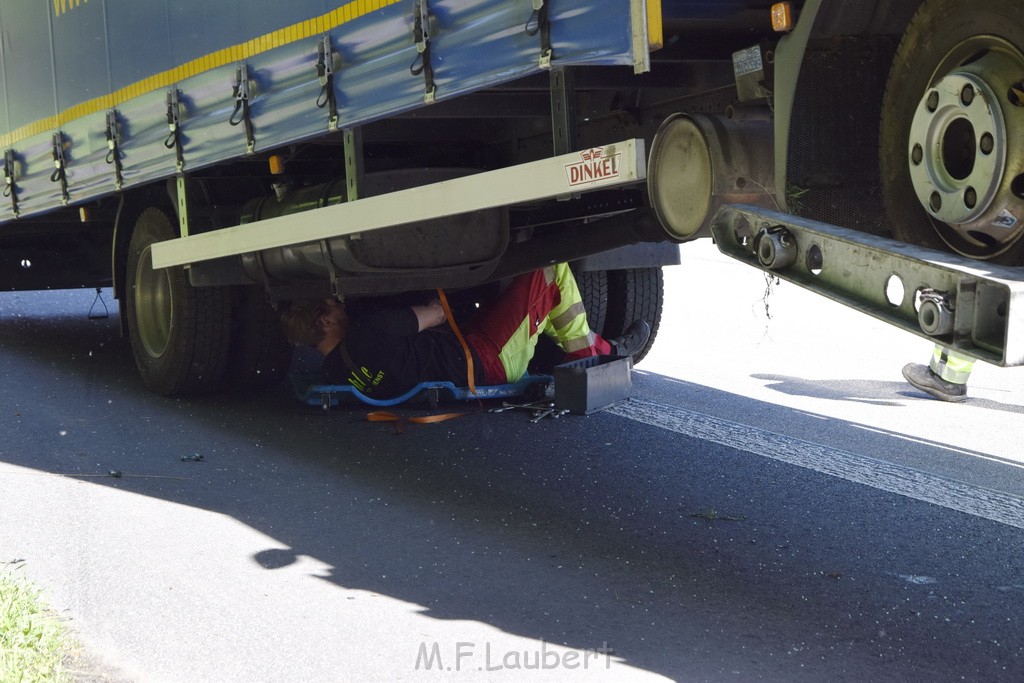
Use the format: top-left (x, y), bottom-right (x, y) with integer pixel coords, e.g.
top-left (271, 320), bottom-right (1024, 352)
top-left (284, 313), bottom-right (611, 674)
top-left (0, 0), bottom-right (1020, 395)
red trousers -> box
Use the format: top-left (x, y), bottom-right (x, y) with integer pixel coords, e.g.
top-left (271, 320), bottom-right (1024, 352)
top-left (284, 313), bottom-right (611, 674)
top-left (465, 264), bottom-right (611, 384)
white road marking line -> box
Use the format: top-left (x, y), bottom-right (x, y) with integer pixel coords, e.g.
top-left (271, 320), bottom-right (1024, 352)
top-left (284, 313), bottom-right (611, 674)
top-left (852, 424), bottom-right (1024, 470)
top-left (609, 398), bottom-right (1024, 530)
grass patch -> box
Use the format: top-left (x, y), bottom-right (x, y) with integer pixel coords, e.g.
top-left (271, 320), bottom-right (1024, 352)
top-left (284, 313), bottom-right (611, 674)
top-left (0, 567), bottom-right (69, 683)
top-left (786, 184), bottom-right (810, 215)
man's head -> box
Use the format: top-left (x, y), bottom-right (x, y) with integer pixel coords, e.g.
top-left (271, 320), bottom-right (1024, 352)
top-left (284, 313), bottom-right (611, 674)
top-left (279, 298), bottom-right (348, 350)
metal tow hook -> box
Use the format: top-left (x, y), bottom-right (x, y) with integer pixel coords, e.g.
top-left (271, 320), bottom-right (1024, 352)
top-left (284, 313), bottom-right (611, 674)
top-left (755, 225), bottom-right (798, 270)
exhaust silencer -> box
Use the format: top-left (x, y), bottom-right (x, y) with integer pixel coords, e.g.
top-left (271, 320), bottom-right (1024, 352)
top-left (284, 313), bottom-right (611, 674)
top-left (647, 113), bottom-right (775, 241)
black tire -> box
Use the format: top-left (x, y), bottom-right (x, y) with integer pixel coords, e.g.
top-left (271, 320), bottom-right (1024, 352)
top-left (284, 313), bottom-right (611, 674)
top-left (224, 286), bottom-right (294, 392)
top-left (603, 267), bottom-right (663, 364)
top-left (579, 270), bottom-right (609, 335)
top-left (531, 266), bottom-right (663, 370)
top-left (880, 0), bottom-right (1024, 263)
top-left (125, 207), bottom-right (231, 395)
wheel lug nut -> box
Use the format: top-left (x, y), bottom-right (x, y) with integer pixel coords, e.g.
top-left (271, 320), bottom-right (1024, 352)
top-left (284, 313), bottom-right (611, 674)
top-left (930, 192), bottom-right (943, 212)
top-left (960, 84), bottom-right (975, 106)
top-left (965, 187), bottom-right (978, 209)
top-left (912, 144), bottom-right (924, 165)
top-left (926, 91), bottom-right (939, 112)
top-left (1010, 82), bottom-right (1024, 108)
top-left (980, 132), bottom-right (994, 154)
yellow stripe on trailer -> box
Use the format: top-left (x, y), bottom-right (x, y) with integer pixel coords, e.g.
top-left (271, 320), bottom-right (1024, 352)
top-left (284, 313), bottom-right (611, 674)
top-left (3, 0), bottom-right (404, 149)
top-left (646, 0), bottom-right (664, 51)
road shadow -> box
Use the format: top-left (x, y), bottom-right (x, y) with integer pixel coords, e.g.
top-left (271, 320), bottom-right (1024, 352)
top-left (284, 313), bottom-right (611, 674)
top-left (752, 372), bottom-right (1024, 414)
top-left (1, 293), bottom-right (1022, 681)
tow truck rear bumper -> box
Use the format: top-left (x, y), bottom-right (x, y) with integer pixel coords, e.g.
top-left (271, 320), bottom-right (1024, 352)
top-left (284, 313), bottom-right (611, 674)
top-left (711, 205), bottom-right (1024, 367)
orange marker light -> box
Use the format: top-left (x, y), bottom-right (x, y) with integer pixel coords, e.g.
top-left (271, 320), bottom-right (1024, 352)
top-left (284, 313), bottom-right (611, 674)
top-left (268, 154), bottom-right (285, 175)
top-left (771, 2), bottom-right (793, 32)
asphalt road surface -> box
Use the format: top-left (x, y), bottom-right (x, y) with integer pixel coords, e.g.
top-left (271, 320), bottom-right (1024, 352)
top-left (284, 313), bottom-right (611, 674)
top-left (2, 240), bottom-right (1023, 682)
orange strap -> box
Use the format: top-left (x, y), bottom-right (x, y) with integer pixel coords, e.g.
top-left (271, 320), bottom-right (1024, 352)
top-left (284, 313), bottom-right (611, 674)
top-left (363, 290), bottom-right (477, 430)
top-left (436, 288), bottom-right (476, 395)
top-left (366, 411), bottom-right (468, 424)
top-left (366, 410), bottom-right (470, 434)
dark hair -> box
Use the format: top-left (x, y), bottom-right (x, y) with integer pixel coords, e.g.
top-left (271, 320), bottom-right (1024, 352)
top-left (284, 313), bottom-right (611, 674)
top-left (278, 299), bottom-right (328, 347)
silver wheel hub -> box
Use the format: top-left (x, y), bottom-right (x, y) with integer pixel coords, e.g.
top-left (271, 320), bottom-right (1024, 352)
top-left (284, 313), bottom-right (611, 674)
top-left (134, 244), bottom-right (173, 359)
top-left (909, 72), bottom-right (1007, 225)
top-left (905, 35), bottom-right (1024, 259)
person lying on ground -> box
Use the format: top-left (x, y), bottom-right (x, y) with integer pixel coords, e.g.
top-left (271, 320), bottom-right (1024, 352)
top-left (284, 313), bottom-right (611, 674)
top-left (279, 263), bottom-right (650, 399)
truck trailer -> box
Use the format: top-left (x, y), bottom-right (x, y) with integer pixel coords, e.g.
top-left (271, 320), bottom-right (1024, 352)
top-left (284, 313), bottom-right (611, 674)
top-left (0, 0), bottom-right (1021, 394)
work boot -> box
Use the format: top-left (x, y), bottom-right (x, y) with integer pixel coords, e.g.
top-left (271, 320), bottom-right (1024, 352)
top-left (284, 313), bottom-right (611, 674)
top-left (610, 320), bottom-right (651, 359)
top-left (901, 363), bottom-right (967, 402)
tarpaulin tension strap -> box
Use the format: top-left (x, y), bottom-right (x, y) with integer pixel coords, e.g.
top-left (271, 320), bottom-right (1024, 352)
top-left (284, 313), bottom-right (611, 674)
top-left (525, 0), bottom-right (553, 69)
top-left (50, 132), bottom-right (69, 205)
top-left (164, 89), bottom-right (185, 171)
top-left (105, 110), bottom-right (124, 190)
top-left (230, 65), bottom-right (256, 154)
top-left (3, 149), bottom-right (19, 217)
top-left (316, 36), bottom-right (340, 131)
top-left (410, 0), bottom-right (437, 103)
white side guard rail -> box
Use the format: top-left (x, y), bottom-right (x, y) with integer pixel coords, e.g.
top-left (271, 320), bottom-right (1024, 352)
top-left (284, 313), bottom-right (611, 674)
top-left (711, 204), bottom-right (1024, 367)
top-left (151, 140), bottom-right (647, 269)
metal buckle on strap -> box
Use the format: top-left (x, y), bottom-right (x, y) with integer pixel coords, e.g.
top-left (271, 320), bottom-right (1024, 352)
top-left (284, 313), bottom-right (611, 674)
top-left (410, 0), bottom-right (436, 103)
top-left (50, 132), bottom-right (69, 206)
top-left (525, 0), bottom-right (552, 69)
top-left (230, 65), bottom-right (256, 154)
top-left (316, 36), bottom-right (340, 131)
top-left (3, 149), bottom-right (19, 217)
top-left (105, 110), bottom-right (124, 190)
top-left (165, 89), bottom-right (185, 171)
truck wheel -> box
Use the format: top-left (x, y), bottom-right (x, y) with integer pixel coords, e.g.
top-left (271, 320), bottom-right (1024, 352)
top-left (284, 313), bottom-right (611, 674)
top-left (532, 267), bottom-right (663, 369)
top-left (126, 207), bottom-right (231, 395)
top-left (603, 268), bottom-right (663, 363)
top-left (880, 0), bottom-right (1024, 263)
top-left (224, 286), bottom-right (294, 391)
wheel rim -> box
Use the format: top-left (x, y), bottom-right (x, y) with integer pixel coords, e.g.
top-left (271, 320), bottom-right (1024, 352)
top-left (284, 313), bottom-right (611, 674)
top-left (134, 244), bottom-right (173, 359)
top-left (907, 36), bottom-right (1024, 258)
